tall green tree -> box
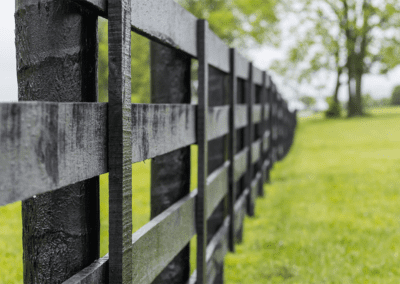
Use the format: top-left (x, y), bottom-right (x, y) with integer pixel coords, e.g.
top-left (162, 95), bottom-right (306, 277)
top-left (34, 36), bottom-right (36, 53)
top-left (271, 0), bottom-right (400, 117)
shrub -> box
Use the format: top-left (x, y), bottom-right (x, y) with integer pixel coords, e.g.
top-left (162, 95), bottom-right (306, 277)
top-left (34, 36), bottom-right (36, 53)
top-left (325, 97), bottom-right (341, 118)
top-left (391, 85), bottom-right (400, 105)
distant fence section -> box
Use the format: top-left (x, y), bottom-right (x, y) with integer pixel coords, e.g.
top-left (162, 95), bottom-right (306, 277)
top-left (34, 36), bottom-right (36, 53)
top-left (0, 0), bottom-right (296, 283)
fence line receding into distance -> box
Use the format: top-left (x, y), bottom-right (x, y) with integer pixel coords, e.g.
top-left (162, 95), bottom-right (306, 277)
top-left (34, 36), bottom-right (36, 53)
top-left (0, 0), bottom-right (297, 283)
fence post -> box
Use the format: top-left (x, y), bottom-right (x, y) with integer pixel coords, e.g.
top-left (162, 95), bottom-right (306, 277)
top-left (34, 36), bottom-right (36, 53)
top-left (235, 74), bottom-right (246, 243)
top-left (207, 63), bottom-right (229, 284)
top-left (264, 75), bottom-right (273, 183)
top-left (270, 83), bottom-right (278, 165)
top-left (228, 48), bottom-right (237, 252)
top-left (246, 63), bottom-right (255, 216)
top-left (108, 0), bottom-right (133, 282)
top-left (259, 71), bottom-right (267, 196)
top-left (196, 19), bottom-right (209, 284)
top-left (149, 42), bottom-right (191, 283)
top-left (15, 1), bottom-right (99, 282)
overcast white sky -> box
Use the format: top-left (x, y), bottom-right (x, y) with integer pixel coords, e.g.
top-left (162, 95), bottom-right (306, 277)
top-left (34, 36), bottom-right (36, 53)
top-left (1, 2), bottom-right (399, 107)
top-left (0, 2), bottom-right (18, 102)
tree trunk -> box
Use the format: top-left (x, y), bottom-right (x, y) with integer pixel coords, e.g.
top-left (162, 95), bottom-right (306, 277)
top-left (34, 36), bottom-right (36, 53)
top-left (354, 70), bottom-right (364, 115)
top-left (347, 54), bottom-right (358, 117)
top-left (333, 67), bottom-right (342, 103)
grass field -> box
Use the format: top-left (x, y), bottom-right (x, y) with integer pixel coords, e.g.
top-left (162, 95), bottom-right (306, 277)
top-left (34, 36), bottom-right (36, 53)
top-left (225, 107), bottom-right (400, 283)
top-left (1, 107), bottom-right (400, 283)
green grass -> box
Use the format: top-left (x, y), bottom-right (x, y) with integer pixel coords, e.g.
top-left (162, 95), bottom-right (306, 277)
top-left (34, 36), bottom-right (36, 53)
top-left (2, 107), bottom-right (400, 283)
top-left (225, 106), bottom-right (400, 283)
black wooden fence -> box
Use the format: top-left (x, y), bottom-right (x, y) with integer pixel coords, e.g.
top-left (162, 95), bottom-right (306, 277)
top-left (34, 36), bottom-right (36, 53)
top-left (0, 0), bottom-right (296, 283)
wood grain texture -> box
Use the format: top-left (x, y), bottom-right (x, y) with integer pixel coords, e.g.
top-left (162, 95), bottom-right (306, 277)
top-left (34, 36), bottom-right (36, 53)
top-left (150, 42), bottom-right (191, 284)
top-left (131, 104), bottom-right (196, 163)
top-left (252, 104), bottom-right (262, 123)
top-left (131, 190), bottom-right (197, 284)
top-left (108, 0), bottom-right (132, 282)
top-left (205, 161), bottom-right (230, 220)
top-left (0, 102), bottom-right (107, 206)
top-left (207, 106), bottom-right (229, 141)
top-left (234, 104), bottom-right (248, 129)
top-left (131, 0), bottom-right (197, 57)
top-left (251, 139), bottom-right (262, 165)
top-left (233, 188), bottom-right (249, 243)
top-left (234, 147), bottom-right (248, 183)
top-left (0, 101), bottom-right (199, 206)
top-left (62, 255), bottom-right (109, 284)
top-left (15, 1), bottom-right (101, 282)
top-left (196, 19), bottom-right (209, 284)
top-left (228, 48), bottom-right (237, 253)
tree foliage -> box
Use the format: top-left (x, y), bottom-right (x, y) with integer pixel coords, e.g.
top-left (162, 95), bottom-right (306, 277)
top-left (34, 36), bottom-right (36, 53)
top-left (271, 0), bottom-right (400, 117)
top-left (325, 96), bottom-right (342, 118)
top-left (391, 85), bottom-right (400, 105)
top-left (177, 0), bottom-right (279, 48)
top-left (299, 95), bottom-right (316, 109)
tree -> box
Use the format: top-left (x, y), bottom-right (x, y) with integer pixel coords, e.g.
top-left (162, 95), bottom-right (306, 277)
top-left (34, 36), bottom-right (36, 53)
top-left (271, 0), bottom-right (400, 117)
top-left (176, 0), bottom-right (279, 48)
top-left (391, 85), bottom-right (400, 105)
top-left (299, 95), bottom-right (317, 109)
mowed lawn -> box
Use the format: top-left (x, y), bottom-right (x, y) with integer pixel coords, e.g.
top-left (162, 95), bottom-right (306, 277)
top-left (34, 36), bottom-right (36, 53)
top-left (2, 107), bottom-right (400, 283)
top-left (225, 107), bottom-right (400, 283)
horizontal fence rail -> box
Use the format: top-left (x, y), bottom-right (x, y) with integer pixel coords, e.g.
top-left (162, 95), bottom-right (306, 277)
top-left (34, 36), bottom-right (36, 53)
top-left (2, 0), bottom-right (297, 283)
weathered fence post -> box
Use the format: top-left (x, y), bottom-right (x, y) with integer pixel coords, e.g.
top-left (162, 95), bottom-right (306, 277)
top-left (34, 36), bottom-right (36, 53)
top-left (150, 42), bottom-right (191, 283)
top-left (270, 83), bottom-right (278, 165)
top-left (197, 19), bottom-right (209, 284)
top-left (107, 0), bottom-right (133, 282)
top-left (264, 75), bottom-right (273, 183)
top-left (258, 71), bottom-right (267, 197)
top-left (246, 63), bottom-right (255, 216)
top-left (235, 76), bottom-right (246, 244)
top-left (228, 48), bottom-right (237, 252)
top-left (207, 63), bottom-right (229, 284)
top-left (15, 1), bottom-right (99, 283)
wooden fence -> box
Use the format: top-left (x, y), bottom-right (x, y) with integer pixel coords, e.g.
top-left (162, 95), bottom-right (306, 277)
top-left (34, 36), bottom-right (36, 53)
top-left (0, 0), bottom-right (296, 283)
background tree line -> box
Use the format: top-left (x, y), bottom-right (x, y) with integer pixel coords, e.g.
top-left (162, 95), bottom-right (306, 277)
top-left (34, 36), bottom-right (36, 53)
top-left (271, 0), bottom-right (400, 117)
